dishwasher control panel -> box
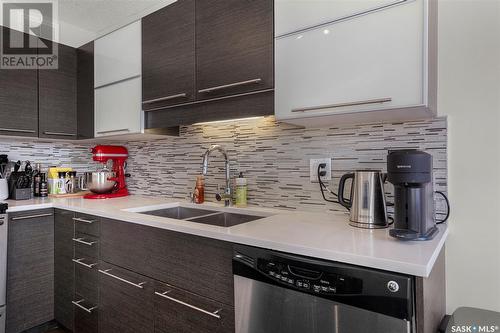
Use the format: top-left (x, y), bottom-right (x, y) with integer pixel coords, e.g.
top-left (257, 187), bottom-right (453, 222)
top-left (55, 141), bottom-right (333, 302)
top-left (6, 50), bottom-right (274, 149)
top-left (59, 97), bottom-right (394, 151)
top-left (257, 258), bottom-right (362, 295)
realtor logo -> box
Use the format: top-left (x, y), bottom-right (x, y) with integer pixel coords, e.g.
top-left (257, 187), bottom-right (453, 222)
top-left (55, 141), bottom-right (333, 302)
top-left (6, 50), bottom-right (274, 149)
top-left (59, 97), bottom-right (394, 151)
top-left (0, 0), bottom-right (58, 69)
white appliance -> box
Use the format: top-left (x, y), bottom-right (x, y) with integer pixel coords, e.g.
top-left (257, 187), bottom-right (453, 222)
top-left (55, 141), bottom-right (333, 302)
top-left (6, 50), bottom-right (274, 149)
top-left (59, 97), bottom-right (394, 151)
top-left (0, 203), bottom-right (7, 333)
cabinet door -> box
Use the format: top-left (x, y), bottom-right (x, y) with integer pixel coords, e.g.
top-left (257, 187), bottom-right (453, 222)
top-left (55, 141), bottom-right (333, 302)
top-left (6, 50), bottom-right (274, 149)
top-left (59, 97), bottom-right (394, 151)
top-left (54, 209), bottom-right (75, 331)
top-left (142, 0), bottom-right (195, 110)
top-left (94, 76), bottom-right (142, 137)
top-left (77, 41), bottom-right (95, 140)
top-left (94, 21), bottom-right (141, 88)
top-left (98, 262), bottom-right (154, 333)
top-left (275, 0), bottom-right (424, 121)
top-left (195, 0), bottom-right (273, 100)
top-left (100, 218), bottom-right (234, 306)
top-left (275, 0), bottom-right (400, 36)
top-left (6, 209), bottom-right (54, 333)
top-left (154, 281), bottom-right (234, 333)
top-left (0, 27), bottom-right (38, 138)
top-left (39, 42), bottom-right (78, 139)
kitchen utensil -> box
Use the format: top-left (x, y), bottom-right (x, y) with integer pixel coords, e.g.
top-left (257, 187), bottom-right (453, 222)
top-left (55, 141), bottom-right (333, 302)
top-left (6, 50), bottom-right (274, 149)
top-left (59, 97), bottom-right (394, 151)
top-left (338, 170), bottom-right (389, 229)
top-left (13, 161), bottom-right (21, 173)
top-left (387, 150), bottom-right (439, 241)
top-left (87, 168), bottom-right (117, 194)
top-left (0, 179), bottom-right (8, 200)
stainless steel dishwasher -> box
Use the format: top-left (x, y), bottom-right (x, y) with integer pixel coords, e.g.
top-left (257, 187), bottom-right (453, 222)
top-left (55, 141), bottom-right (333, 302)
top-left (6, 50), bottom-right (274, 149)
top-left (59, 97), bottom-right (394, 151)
top-left (233, 245), bottom-right (415, 333)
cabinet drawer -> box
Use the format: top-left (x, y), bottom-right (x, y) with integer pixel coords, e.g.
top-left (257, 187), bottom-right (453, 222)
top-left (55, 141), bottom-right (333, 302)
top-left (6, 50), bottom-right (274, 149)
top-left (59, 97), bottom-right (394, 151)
top-left (98, 262), bottom-right (154, 333)
top-left (74, 258), bottom-right (99, 305)
top-left (74, 213), bottom-right (100, 237)
top-left (100, 218), bottom-right (234, 305)
top-left (73, 295), bottom-right (98, 333)
top-left (73, 233), bottom-right (99, 259)
top-left (154, 281), bottom-right (234, 333)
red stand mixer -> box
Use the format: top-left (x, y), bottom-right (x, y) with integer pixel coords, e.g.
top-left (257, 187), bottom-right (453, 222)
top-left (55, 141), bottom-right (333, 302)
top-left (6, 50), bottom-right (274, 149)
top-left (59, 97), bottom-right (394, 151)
top-left (84, 145), bottom-right (130, 199)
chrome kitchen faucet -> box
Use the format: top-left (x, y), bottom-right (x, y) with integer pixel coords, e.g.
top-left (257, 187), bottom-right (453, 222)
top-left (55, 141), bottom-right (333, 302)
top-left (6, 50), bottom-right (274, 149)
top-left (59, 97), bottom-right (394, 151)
top-left (202, 145), bottom-right (232, 207)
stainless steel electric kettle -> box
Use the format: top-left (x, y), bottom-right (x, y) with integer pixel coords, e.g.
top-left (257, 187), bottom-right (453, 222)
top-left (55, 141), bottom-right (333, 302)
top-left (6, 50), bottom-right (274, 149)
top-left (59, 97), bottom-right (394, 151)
top-left (338, 170), bottom-right (389, 229)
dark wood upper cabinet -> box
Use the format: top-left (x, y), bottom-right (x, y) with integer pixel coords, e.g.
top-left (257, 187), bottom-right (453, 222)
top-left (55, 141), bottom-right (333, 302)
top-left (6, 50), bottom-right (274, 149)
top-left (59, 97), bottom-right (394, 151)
top-left (195, 0), bottom-right (274, 100)
top-left (77, 41), bottom-right (95, 140)
top-left (142, 0), bottom-right (196, 110)
top-left (0, 27), bottom-right (39, 137)
top-left (38, 42), bottom-right (78, 139)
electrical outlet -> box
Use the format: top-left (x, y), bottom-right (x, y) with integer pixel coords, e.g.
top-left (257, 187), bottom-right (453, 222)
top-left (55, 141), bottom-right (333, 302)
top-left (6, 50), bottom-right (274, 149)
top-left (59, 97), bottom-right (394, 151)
top-left (310, 158), bottom-right (332, 182)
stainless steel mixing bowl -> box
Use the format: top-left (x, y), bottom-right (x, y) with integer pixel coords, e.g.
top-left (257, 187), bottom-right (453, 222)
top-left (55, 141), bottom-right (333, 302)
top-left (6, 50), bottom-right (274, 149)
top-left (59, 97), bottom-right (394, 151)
top-left (88, 170), bottom-right (116, 194)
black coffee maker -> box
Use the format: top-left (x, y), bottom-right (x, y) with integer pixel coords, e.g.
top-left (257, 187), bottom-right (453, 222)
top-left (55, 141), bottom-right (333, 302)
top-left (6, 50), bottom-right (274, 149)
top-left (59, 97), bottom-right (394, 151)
top-left (387, 150), bottom-right (438, 241)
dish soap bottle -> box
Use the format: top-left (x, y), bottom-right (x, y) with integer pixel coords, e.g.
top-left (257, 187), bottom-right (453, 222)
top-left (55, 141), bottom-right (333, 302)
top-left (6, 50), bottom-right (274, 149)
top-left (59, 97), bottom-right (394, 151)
top-left (235, 172), bottom-right (247, 207)
top-left (194, 176), bottom-right (205, 204)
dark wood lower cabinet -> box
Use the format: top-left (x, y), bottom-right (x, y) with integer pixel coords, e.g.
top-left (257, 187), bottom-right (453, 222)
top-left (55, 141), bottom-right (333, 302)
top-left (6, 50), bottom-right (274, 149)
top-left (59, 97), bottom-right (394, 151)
top-left (54, 209), bottom-right (75, 331)
top-left (154, 281), bottom-right (234, 333)
top-left (98, 262), bottom-right (154, 333)
top-left (100, 218), bottom-right (234, 306)
top-left (6, 209), bottom-right (54, 333)
top-left (73, 296), bottom-right (98, 333)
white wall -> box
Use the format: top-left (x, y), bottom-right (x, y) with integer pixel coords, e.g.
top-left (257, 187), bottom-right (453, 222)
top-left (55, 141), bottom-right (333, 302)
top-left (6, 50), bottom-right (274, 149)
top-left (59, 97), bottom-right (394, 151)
top-left (438, 0), bottom-right (500, 313)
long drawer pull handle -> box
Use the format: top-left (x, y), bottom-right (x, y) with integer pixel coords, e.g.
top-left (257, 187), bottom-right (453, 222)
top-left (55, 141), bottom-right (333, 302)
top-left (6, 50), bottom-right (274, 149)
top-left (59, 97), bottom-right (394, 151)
top-left (72, 258), bottom-right (97, 269)
top-left (12, 213), bottom-right (53, 221)
top-left (0, 128), bottom-right (36, 133)
top-left (96, 128), bottom-right (130, 134)
top-left (43, 131), bottom-right (77, 137)
top-left (154, 291), bottom-right (222, 319)
top-left (198, 78), bottom-right (262, 93)
top-left (143, 93), bottom-right (187, 104)
top-left (72, 238), bottom-right (97, 246)
top-left (291, 97), bottom-right (392, 113)
top-left (99, 269), bottom-right (146, 289)
top-left (72, 217), bottom-right (96, 224)
top-left (72, 299), bottom-right (97, 314)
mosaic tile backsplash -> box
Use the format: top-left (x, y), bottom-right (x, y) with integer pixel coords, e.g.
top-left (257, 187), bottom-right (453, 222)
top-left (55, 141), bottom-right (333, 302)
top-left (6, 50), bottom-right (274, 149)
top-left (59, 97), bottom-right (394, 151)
top-left (0, 116), bottom-right (448, 215)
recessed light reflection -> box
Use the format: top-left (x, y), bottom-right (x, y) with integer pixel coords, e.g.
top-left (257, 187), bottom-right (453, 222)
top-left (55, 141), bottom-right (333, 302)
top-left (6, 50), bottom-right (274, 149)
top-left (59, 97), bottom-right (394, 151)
top-left (323, 29), bottom-right (330, 35)
top-left (296, 35), bottom-right (303, 39)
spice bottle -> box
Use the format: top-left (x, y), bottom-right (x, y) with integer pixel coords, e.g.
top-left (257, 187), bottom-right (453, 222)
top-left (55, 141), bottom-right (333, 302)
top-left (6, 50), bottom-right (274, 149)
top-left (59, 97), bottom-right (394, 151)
top-left (194, 176), bottom-right (205, 204)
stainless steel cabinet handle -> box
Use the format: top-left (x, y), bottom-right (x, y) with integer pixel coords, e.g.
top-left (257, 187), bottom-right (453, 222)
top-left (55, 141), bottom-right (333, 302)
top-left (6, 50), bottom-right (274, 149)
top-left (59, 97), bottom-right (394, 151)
top-left (72, 217), bottom-right (96, 224)
top-left (43, 131), bottom-right (77, 137)
top-left (292, 98), bottom-right (392, 113)
top-left (72, 258), bottom-right (97, 269)
top-left (72, 299), bottom-right (97, 314)
top-left (11, 213), bottom-right (53, 221)
top-left (142, 93), bottom-right (187, 104)
top-left (72, 238), bottom-right (97, 246)
top-left (154, 291), bottom-right (222, 319)
top-left (96, 128), bottom-right (130, 134)
top-left (0, 128), bottom-right (36, 133)
top-left (198, 78), bottom-right (262, 93)
top-left (98, 269), bottom-right (146, 289)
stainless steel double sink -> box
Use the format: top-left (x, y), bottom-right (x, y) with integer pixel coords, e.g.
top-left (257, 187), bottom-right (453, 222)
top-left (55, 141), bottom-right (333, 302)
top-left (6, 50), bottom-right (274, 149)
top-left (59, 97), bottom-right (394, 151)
top-left (135, 206), bottom-right (267, 227)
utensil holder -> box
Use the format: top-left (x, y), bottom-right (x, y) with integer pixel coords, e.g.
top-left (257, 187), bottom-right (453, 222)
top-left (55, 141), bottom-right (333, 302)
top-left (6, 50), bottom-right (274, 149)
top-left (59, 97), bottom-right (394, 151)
top-left (0, 179), bottom-right (8, 200)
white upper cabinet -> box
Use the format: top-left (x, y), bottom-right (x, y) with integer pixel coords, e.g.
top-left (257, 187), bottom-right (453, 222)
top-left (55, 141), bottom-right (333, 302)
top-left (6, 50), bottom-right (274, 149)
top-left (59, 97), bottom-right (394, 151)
top-left (94, 76), bottom-right (142, 137)
top-left (275, 0), bottom-right (437, 127)
top-left (275, 0), bottom-right (398, 37)
top-left (94, 21), bottom-right (142, 88)
top-left (94, 20), bottom-right (142, 137)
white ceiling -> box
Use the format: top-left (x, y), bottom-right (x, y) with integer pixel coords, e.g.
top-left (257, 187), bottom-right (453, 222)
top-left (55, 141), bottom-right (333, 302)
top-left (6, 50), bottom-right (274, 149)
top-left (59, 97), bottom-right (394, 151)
top-left (58, 0), bottom-right (176, 47)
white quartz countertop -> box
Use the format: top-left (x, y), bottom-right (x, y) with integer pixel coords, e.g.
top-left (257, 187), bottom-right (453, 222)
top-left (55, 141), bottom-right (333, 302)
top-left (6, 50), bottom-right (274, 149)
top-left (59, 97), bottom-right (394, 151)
top-left (3, 195), bottom-right (448, 277)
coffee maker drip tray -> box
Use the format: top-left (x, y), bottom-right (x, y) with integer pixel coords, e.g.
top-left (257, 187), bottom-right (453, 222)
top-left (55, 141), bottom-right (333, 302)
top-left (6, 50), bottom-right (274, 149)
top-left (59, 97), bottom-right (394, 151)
top-left (389, 226), bottom-right (439, 241)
